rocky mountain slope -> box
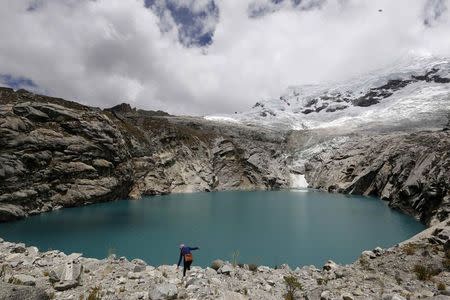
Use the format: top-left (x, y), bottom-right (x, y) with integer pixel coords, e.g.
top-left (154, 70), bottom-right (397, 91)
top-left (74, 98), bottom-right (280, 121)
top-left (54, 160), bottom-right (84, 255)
top-left (0, 87), bottom-right (290, 222)
top-left (286, 129), bottom-right (450, 226)
top-left (207, 55), bottom-right (450, 131)
top-left (207, 55), bottom-right (450, 226)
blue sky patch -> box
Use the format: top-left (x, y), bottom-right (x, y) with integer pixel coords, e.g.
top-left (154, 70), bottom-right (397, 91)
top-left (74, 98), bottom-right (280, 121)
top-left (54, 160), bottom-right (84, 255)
top-left (0, 74), bottom-right (38, 90)
top-left (144, 0), bottom-right (218, 47)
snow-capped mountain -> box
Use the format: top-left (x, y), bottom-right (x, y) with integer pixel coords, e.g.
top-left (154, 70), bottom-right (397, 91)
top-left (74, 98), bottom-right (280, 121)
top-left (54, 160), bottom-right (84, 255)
top-left (206, 55), bottom-right (450, 131)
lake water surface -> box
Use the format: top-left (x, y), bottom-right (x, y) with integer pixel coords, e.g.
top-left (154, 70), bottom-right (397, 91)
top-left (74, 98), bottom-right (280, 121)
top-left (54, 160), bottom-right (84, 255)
top-left (0, 190), bottom-right (425, 268)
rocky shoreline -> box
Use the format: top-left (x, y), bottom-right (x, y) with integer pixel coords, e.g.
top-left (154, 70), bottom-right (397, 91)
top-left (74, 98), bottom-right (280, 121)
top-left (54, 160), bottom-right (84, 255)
top-left (1, 219), bottom-right (449, 300)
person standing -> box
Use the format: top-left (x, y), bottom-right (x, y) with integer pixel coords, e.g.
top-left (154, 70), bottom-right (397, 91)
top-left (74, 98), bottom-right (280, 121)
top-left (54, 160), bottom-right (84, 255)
top-left (177, 244), bottom-right (199, 277)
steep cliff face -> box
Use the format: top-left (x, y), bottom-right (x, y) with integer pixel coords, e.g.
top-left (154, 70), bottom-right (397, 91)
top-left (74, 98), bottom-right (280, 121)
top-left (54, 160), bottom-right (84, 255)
top-left (297, 130), bottom-right (450, 225)
top-left (0, 88), bottom-right (290, 221)
top-left (1, 87), bottom-right (449, 225)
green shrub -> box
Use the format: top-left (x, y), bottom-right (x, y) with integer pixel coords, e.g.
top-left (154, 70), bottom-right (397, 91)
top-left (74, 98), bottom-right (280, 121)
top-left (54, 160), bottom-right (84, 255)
top-left (8, 277), bottom-right (22, 285)
top-left (413, 264), bottom-right (440, 281)
top-left (87, 286), bottom-right (101, 300)
top-left (403, 243), bottom-right (417, 255)
top-left (231, 250), bottom-right (240, 267)
top-left (284, 275), bottom-right (303, 300)
top-left (210, 260), bottom-right (223, 271)
top-left (248, 264), bottom-right (258, 272)
top-left (443, 258), bottom-right (450, 271)
top-left (437, 282), bottom-right (446, 291)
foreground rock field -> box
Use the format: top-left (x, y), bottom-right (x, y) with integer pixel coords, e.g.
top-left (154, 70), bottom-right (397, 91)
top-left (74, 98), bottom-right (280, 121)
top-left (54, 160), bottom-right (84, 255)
top-left (1, 220), bottom-right (450, 300)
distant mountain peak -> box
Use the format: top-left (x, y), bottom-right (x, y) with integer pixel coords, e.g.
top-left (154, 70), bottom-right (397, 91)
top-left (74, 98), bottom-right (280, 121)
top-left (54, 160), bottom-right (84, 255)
top-left (206, 55), bottom-right (450, 131)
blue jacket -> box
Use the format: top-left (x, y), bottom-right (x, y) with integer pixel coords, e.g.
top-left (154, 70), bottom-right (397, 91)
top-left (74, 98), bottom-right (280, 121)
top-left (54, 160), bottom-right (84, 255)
top-left (177, 246), bottom-right (199, 266)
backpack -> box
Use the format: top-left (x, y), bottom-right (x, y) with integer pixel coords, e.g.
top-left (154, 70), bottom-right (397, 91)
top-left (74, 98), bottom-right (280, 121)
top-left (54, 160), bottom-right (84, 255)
top-left (184, 253), bottom-right (193, 262)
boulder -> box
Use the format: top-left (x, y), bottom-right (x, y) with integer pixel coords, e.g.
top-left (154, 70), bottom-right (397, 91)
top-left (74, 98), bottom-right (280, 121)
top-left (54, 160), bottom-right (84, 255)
top-left (148, 283), bottom-right (178, 300)
top-left (32, 103), bottom-right (79, 122)
top-left (0, 204), bottom-right (26, 222)
top-left (11, 274), bottom-right (36, 286)
top-left (320, 290), bottom-right (332, 300)
top-left (382, 294), bottom-right (407, 300)
top-left (219, 265), bottom-right (234, 275)
top-left (132, 258), bottom-right (148, 273)
top-left (49, 261), bottom-right (82, 289)
top-left (211, 259), bottom-right (224, 271)
top-left (323, 260), bottom-right (338, 271)
top-left (373, 247), bottom-right (384, 256)
top-left (361, 250), bottom-right (376, 259)
top-left (0, 281), bottom-right (49, 300)
top-left (11, 243), bottom-right (26, 253)
top-left (341, 292), bottom-right (354, 300)
top-left (92, 159), bottom-right (113, 169)
top-left (128, 271), bottom-right (142, 279)
top-left (54, 280), bottom-right (78, 291)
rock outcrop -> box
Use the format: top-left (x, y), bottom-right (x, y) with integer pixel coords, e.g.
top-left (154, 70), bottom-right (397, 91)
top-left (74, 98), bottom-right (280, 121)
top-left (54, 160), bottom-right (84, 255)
top-left (0, 87), bottom-right (290, 222)
top-left (298, 131), bottom-right (450, 225)
top-left (0, 220), bottom-right (449, 299)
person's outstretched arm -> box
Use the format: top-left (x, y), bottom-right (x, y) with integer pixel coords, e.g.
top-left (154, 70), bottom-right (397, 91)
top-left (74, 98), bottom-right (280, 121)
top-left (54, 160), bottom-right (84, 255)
top-left (189, 247), bottom-right (199, 251)
top-left (177, 250), bottom-right (182, 267)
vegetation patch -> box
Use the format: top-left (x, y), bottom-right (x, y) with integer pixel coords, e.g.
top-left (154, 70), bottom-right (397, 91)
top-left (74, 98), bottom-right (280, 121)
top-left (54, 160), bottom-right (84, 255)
top-left (402, 243), bottom-right (417, 255)
top-left (86, 286), bottom-right (102, 300)
top-left (248, 264), bottom-right (258, 272)
top-left (442, 258), bottom-right (450, 271)
top-left (284, 275), bottom-right (303, 300)
top-left (413, 264), bottom-right (440, 281)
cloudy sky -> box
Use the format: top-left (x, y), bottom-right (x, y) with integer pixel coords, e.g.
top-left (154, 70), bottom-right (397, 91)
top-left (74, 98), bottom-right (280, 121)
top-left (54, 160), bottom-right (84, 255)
top-left (1, 0), bottom-right (449, 115)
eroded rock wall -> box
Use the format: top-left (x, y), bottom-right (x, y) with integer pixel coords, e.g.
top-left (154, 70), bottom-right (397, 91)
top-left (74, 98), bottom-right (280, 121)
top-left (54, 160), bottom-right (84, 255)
top-left (301, 131), bottom-right (450, 225)
top-left (0, 88), bottom-right (290, 221)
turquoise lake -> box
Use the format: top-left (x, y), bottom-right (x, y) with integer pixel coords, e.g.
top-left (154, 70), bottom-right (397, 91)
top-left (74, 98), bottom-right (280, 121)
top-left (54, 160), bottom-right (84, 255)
top-left (0, 190), bottom-right (425, 268)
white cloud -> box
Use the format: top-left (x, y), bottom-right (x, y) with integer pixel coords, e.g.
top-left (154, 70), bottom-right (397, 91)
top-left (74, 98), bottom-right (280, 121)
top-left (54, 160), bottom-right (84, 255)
top-left (0, 0), bottom-right (449, 115)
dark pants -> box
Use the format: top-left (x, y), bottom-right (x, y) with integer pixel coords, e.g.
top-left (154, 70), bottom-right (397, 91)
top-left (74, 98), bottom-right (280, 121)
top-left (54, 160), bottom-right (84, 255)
top-left (183, 260), bottom-right (192, 277)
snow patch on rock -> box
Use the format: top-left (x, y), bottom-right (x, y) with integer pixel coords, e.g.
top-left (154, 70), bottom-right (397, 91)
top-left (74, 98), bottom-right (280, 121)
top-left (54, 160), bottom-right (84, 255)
top-left (290, 173), bottom-right (308, 189)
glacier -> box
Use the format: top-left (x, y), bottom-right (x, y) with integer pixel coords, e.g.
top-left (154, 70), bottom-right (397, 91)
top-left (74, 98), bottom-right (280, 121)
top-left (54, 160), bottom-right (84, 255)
top-left (205, 55), bottom-right (450, 132)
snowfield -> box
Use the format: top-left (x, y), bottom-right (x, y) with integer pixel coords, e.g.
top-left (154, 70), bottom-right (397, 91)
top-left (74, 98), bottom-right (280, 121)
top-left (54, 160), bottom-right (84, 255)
top-left (205, 55), bottom-right (450, 131)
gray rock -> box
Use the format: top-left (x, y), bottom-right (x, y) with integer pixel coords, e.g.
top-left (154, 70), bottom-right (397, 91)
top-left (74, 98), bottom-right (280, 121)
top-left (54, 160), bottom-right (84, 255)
top-left (362, 250), bottom-right (376, 259)
top-left (219, 265), bottom-right (234, 275)
top-left (341, 292), bottom-right (354, 300)
top-left (0, 204), bottom-right (26, 222)
top-left (11, 243), bottom-right (26, 253)
top-left (49, 261), bottom-right (82, 283)
top-left (128, 271), bottom-right (142, 279)
top-left (373, 247), bottom-right (384, 256)
top-left (54, 280), bottom-right (78, 291)
top-left (218, 291), bottom-right (248, 300)
top-left (13, 103), bottom-right (49, 122)
top-left (321, 290), bottom-right (331, 300)
top-left (132, 258), bottom-right (147, 272)
top-left (11, 274), bottom-right (36, 286)
top-left (382, 294), bottom-right (407, 300)
top-left (323, 260), bottom-right (338, 271)
top-left (0, 281), bottom-right (49, 300)
top-left (148, 283), bottom-right (178, 300)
